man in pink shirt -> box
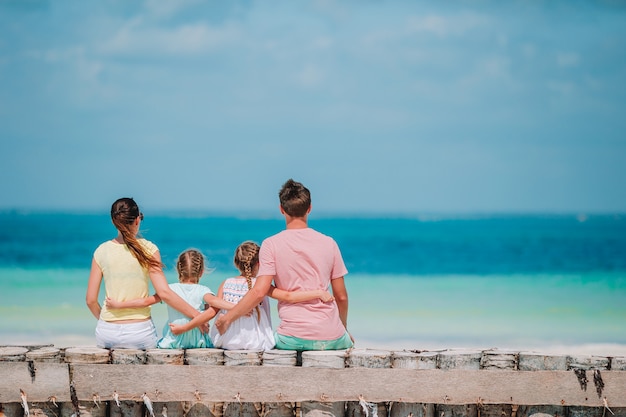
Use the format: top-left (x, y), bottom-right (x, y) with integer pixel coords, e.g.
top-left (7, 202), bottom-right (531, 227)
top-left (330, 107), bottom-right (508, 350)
top-left (215, 179), bottom-right (353, 350)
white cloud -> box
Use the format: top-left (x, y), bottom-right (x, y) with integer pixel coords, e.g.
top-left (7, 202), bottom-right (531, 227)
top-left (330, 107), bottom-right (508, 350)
top-left (521, 43), bottom-right (536, 59)
top-left (24, 46), bottom-right (108, 100)
top-left (100, 17), bottom-right (241, 56)
top-left (547, 80), bottom-right (575, 95)
top-left (407, 15), bottom-right (449, 37)
top-left (583, 75), bottom-right (603, 91)
top-left (33, 46), bottom-right (82, 63)
top-left (293, 65), bottom-right (326, 88)
top-left (496, 34), bottom-right (508, 48)
top-left (311, 0), bottom-right (351, 21)
top-left (143, 0), bottom-right (204, 19)
top-left (481, 56), bottom-right (511, 78)
top-left (406, 12), bottom-right (490, 38)
top-left (556, 52), bottom-right (580, 68)
top-left (312, 36), bottom-right (334, 50)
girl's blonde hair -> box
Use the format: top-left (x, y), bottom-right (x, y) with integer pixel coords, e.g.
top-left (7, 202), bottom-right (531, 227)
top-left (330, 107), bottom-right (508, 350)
top-left (111, 198), bottom-right (162, 271)
top-left (234, 241), bottom-right (261, 321)
top-left (176, 249), bottom-right (206, 283)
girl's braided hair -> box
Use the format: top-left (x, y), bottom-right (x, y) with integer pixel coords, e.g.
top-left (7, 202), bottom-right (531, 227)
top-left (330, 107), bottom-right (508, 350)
top-left (234, 241), bottom-right (261, 321)
top-left (176, 249), bottom-right (205, 283)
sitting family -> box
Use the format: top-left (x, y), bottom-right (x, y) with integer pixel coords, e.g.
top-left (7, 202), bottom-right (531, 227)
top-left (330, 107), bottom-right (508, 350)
top-left (85, 179), bottom-right (354, 351)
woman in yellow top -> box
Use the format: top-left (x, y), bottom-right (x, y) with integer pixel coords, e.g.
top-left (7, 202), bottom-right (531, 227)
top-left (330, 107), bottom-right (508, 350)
top-left (86, 197), bottom-right (203, 349)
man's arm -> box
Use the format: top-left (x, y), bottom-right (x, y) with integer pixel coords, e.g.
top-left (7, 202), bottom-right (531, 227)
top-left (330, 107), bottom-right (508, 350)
top-left (331, 276), bottom-right (349, 329)
top-left (214, 275), bottom-right (273, 334)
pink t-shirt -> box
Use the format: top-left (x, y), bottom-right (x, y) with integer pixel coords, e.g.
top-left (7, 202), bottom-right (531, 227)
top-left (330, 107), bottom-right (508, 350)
top-left (257, 227), bottom-right (348, 340)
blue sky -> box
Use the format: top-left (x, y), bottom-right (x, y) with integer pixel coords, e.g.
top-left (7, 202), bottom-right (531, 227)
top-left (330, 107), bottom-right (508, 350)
top-left (1, 0), bottom-right (625, 215)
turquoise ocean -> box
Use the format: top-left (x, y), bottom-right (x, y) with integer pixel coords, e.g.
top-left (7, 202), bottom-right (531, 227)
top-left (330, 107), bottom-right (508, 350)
top-left (1, 211), bottom-right (625, 354)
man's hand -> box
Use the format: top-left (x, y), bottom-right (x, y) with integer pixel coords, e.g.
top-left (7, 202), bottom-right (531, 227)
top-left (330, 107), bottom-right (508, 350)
top-left (214, 313), bottom-right (231, 335)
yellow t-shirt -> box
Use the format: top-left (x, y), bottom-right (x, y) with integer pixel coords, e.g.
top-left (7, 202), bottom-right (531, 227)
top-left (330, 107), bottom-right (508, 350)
top-left (94, 239), bottom-right (158, 322)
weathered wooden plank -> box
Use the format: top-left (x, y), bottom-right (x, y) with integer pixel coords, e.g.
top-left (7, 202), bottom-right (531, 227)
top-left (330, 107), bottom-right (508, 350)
top-left (3, 362), bottom-right (624, 408)
top-left (0, 362), bottom-right (70, 402)
top-left (68, 365), bottom-right (626, 407)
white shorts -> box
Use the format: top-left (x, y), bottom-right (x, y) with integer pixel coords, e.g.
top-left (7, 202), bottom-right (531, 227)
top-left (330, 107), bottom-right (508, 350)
top-left (95, 319), bottom-right (158, 349)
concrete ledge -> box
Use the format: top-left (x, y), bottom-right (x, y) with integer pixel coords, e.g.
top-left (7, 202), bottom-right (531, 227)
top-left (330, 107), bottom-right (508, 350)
top-left (1, 345), bottom-right (625, 417)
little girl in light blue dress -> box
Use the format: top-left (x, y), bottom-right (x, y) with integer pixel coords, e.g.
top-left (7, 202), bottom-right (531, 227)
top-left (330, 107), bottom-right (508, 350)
top-left (106, 248), bottom-right (234, 349)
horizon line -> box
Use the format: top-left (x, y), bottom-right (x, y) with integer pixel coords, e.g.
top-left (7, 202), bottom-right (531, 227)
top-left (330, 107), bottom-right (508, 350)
top-left (1, 207), bottom-right (624, 220)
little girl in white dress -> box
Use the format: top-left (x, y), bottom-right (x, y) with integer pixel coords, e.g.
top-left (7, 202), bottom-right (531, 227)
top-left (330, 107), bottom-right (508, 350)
top-left (211, 255), bottom-right (275, 350)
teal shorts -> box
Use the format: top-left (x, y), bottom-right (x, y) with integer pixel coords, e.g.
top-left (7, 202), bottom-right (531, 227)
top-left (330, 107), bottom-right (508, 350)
top-left (274, 332), bottom-right (353, 351)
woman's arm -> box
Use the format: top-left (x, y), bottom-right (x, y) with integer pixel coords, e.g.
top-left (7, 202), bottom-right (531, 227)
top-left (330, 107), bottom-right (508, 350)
top-left (86, 258), bottom-right (103, 319)
top-left (268, 285), bottom-right (334, 303)
top-left (105, 294), bottom-right (161, 309)
top-left (169, 307), bottom-right (219, 335)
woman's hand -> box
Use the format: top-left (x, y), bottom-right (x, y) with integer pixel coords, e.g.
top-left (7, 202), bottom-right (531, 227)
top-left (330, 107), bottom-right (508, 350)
top-left (170, 321), bottom-right (209, 335)
top-left (169, 323), bottom-right (185, 335)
